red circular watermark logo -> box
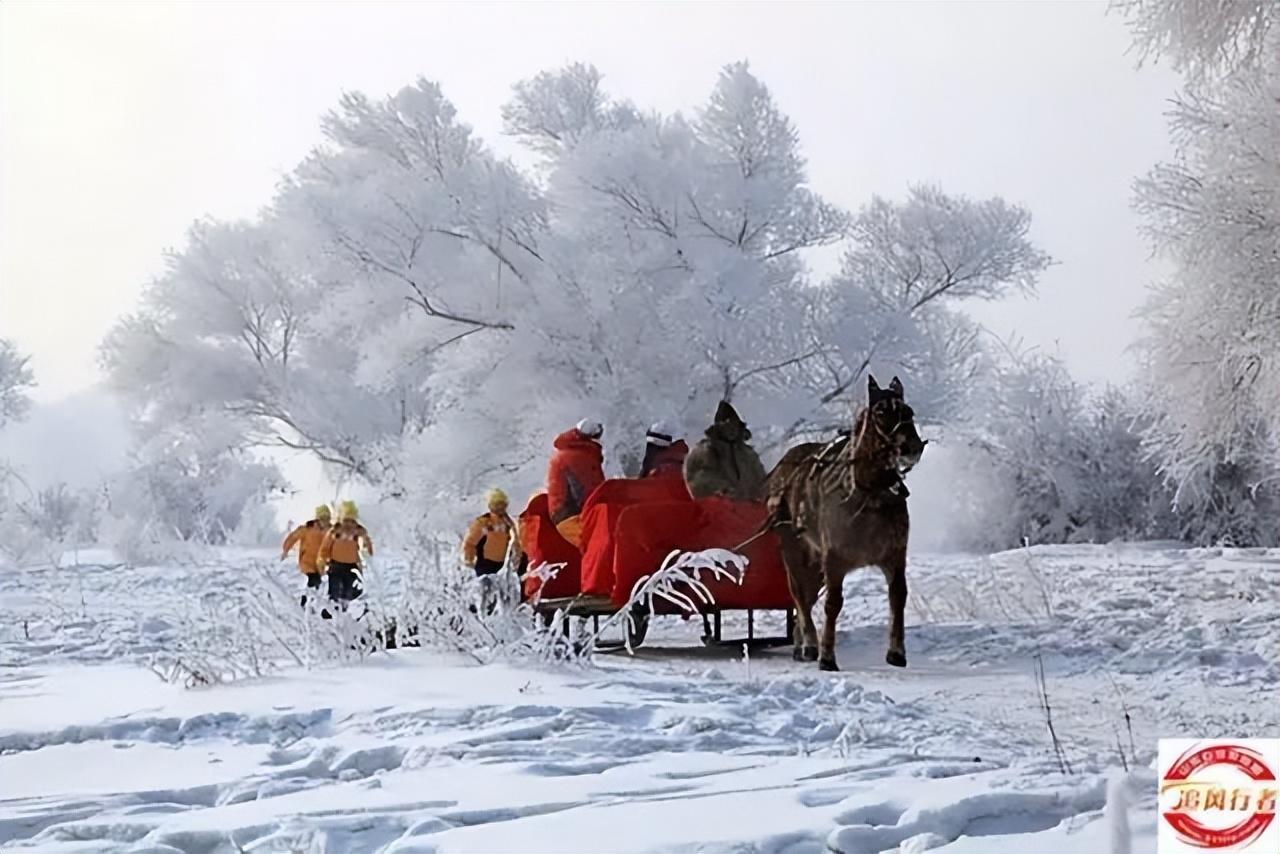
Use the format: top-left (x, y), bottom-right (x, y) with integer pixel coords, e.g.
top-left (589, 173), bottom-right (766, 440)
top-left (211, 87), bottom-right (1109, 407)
top-left (1160, 743), bottom-right (1278, 849)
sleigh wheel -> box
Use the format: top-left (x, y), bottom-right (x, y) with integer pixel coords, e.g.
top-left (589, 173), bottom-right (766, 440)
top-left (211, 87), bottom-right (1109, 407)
top-left (624, 604), bottom-right (650, 649)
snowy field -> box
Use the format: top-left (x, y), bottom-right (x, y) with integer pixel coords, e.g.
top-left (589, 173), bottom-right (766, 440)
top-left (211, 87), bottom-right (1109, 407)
top-left (2, 544), bottom-right (1278, 853)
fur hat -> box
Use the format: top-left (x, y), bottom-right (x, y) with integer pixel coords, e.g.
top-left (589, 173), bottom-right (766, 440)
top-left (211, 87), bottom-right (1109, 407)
top-left (314, 504), bottom-right (332, 521)
top-left (714, 401), bottom-right (743, 425)
top-left (710, 401), bottom-right (750, 440)
top-left (575, 418), bottom-right (603, 439)
top-left (486, 488), bottom-right (508, 510)
top-left (645, 421), bottom-right (676, 447)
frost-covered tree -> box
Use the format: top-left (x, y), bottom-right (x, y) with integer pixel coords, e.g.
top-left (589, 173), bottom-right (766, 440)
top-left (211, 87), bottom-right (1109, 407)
top-left (497, 63), bottom-right (849, 465)
top-left (103, 416), bottom-right (286, 551)
top-left (1134, 68), bottom-right (1280, 502)
top-left (103, 80), bottom-right (546, 493)
top-left (98, 217), bottom-right (354, 545)
top-left (1075, 387), bottom-right (1180, 542)
top-left (101, 220), bottom-right (323, 452)
top-left (386, 64), bottom-right (851, 495)
top-left (0, 346), bottom-right (104, 564)
top-left (102, 62), bottom-right (1054, 536)
top-left (0, 477), bottom-right (105, 566)
top-left (22, 483), bottom-right (83, 543)
top-left (962, 342), bottom-right (1092, 544)
top-left (0, 338), bottom-right (35, 428)
top-left (274, 78), bottom-right (549, 500)
top-left (0, 338), bottom-right (37, 558)
top-left (931, 342), bottom-right (1177, 550)
top-left (1124, 0), bottom-right (1280, 544)
top-left (792, 186), bottom-right (1052, 440)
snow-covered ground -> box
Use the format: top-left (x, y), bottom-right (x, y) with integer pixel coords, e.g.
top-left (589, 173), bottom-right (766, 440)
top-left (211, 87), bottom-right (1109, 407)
top-left (2, 544), bottom-right (1277, 853)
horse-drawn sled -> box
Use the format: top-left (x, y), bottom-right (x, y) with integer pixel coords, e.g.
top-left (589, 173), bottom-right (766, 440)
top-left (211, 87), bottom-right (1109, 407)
top-left (517, 374), bottom-right (925, 670)
top-left (519, 476), bottom-right (795, 651)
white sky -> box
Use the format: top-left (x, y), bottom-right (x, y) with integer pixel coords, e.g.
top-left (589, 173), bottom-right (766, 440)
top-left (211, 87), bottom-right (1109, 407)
top-left (1, 0), bottom-right (1178, 405)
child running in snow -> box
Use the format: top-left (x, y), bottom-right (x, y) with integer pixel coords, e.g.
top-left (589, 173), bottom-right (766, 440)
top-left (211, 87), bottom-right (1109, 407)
top-left (463, 488), bottom-right (519, 576)
top-left (318, 500), bottom-right (374, 602)
top-left (281, 503), bottom-right (332, 606)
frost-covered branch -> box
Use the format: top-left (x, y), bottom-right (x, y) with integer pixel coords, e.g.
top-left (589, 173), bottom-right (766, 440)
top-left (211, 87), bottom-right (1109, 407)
top-left (1112, 0), bottom-right (1275, 79)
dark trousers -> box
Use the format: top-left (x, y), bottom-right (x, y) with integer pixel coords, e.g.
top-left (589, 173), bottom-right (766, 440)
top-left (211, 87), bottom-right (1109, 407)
top-left (474, 557), bottom-right (504, 577)
top-left (327, 562), bottom-right (361, 601)
top-left (300, 572), bottom-right (323, 607)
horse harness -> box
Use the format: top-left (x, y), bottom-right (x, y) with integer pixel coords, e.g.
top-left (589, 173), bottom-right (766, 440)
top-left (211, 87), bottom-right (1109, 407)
top-left (733, 419), bottom-right (908, 552)
top-left (778, 425), bottom-right (909, 539)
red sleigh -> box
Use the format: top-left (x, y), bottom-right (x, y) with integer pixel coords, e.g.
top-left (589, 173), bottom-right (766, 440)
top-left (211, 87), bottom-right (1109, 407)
top-left (519, 478), bottom-right (793, 648)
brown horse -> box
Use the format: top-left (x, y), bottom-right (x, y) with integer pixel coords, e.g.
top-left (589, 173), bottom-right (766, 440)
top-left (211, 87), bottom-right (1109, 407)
top-left (766, 375), bottom-right (926, 671)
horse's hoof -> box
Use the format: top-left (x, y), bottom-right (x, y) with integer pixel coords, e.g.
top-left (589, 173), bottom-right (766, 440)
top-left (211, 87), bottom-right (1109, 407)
top-left (802, 646), bottom-right (819, 662)
top-left (818, 658), bottom-right (839, 672)
top-left (885, 649), bottom-right (907, 668)
top-left (792, 647), bottom-right (805, 662)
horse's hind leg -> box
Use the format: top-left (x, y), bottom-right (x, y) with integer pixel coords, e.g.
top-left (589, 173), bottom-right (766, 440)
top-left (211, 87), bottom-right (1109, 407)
top-left (881, 554), bottom-right (908, 668)
top-left (780, 536), bottom-right (819, 662)
top-left (819, 560), bottom-right (844, 671)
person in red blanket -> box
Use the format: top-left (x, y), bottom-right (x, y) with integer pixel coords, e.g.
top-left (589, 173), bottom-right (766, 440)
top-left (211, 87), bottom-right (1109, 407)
top-left (639, 421), bottom-right (689, 478)
top-left (547, 418), bottom-right (605, 547)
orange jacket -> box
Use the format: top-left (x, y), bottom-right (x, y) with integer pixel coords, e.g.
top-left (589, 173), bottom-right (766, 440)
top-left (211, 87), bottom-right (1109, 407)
top-left (463, 511), bottom-right (517, 565)
top-left (641, 440), bottom-right (690, 478)
top-left (318, 520), bottom-right (374, 568)
top-left (547, 429), bottom-right (604, 524)
top-left (282, 520), bottom-right (329, 574)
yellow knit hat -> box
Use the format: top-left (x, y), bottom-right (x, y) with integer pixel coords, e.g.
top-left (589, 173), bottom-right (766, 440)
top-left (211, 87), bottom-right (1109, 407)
top-left (314, 504), bottom-right (332, 521)
top-left (338, 500), bottom-right (359, 521)
top-left (486, 488), bottom-right (509, 510)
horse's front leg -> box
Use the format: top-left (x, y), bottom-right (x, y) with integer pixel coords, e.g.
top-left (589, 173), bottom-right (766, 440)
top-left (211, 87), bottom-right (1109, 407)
top-left (881, 555), bottom-right (908, 668)
top-left (819, 560), bottom-right (844, 671)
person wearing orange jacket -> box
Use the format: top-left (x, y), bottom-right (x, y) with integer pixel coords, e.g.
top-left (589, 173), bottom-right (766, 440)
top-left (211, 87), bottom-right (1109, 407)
top-left (462, 488), bottom-right (520, 577)
top-left (639, 422), bottom-right (690, 478)
top-left (317, 500), bottom-right (374, 602)
top-left (547, 419), bottom-right (605, 548)
top-left (282, 504), bottom-right (331, 606)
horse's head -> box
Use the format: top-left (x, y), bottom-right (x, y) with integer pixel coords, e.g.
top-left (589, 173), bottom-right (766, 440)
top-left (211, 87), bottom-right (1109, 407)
top-left (865, 374), bottom-right (926, 475)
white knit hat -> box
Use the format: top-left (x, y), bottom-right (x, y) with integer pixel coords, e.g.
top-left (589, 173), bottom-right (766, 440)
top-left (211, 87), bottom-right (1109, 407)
top-left (575, 418), bottom-right (603, 439)
top-left (645, 421), bottom-right (676, 447)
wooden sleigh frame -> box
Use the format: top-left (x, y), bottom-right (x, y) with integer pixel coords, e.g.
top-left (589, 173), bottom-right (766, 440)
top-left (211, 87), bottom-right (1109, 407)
top-left (532, 593), bottom-right (795, 652)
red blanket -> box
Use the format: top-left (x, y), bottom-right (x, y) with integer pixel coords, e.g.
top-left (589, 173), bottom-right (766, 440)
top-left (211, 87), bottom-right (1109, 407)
top-left (519, 493), bottom-right (581, 601)
top-left (579, 476), bottom-right (692, 598)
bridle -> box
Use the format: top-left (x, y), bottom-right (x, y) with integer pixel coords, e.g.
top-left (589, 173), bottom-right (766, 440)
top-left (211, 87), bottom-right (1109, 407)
top-left (837, 398), bottom-right (930, 502)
